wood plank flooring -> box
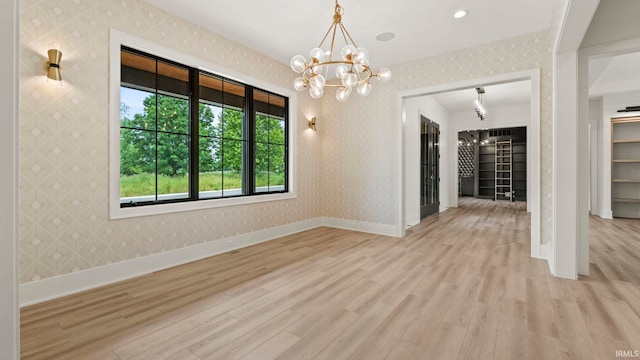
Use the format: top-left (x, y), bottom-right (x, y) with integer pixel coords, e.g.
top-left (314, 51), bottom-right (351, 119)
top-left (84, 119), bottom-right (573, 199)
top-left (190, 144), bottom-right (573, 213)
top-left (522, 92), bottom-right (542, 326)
top-left (20, 198), bottom-right (640, 359)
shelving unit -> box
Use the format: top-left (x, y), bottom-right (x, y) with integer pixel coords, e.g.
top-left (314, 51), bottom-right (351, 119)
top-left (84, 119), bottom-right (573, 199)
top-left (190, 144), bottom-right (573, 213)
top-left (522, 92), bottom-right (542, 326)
top-left (495, 140), bottom-right (513, 201)
top-left (477, 143), bottom-right (496, 199)
top-left (511, 142), bottom-right (527, 201)
top-left (611, 116), bottom-right (640, 218)
top-left (465, 127), bottom-right (527, 202)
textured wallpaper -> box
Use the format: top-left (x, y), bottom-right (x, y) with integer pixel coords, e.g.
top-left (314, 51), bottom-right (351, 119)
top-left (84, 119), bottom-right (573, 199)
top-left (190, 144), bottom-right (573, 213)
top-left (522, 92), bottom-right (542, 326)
top-left (320, 30), bottom-right (554, 244)
top-left (19, 0), bottom-right (322, 283)
top-left (19, 0), bottom-right (554, 285)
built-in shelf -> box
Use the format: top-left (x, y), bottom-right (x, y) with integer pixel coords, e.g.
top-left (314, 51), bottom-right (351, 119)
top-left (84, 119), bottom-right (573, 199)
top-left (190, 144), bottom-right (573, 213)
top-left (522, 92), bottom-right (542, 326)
top-left (613, 198), bottom-right (640, 203)
top-left (472, 127), bottom-right (526, 201)
top-left (613, 139), bottom-right (640, 144)
top-left (612, 116), bottom-right (640, 219)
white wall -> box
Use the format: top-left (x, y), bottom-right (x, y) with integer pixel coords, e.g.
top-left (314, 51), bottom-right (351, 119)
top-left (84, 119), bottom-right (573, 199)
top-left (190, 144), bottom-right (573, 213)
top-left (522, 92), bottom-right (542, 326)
top-left (589, 97), bottom-right (603, 216)
top-left (450, 101), bottom-right (532, 210)
top-left (404, 96), bottom-right (451, 227)
top-left (0, 0), bottom-right (19, 358)
top-left (19, 0), bottom-right (324, 304)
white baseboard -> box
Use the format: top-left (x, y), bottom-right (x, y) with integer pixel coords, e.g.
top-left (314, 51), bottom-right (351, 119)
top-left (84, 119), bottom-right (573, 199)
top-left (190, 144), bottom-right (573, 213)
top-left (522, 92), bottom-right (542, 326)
top-left (536, 242), bottom-right (549, 260)
top-left (20, 218), bottom-right (323, 307)
top-left (405, 215), bottom-right (420, 228)
top-left (546, 244), bottom-right (555, 275)
top-left (321, 217), bottom-right (398, 237)
top-left (601, 209), bottom-right (613, 219)
top-left (20, 216), bottom-right (398, 306)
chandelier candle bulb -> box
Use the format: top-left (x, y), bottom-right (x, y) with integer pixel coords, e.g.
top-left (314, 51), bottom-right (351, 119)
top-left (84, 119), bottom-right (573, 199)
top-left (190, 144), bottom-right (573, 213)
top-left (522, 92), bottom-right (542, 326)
top-left (336, 87), bottom-right (350, 102)
top-left (309, 47), bottom-right (325, 62)
top-left (310, 86), bottom-right (324, 99)
top-left (357, 82), bottom-right (372, 96)
top-left (342, 71), bottom-right (357, 88)
top-left (336, 64), bottom-right (349, 79)
top-left (293, 77), bottom-right (306, 91)
top-left (290, 0), bottom-right (391, 100)
top-left (377, 67), bottom-right (392, 83)
top-left (309, 74), bottom-right (326, 89)
top-left (290, 55), bottom-right (307, 73)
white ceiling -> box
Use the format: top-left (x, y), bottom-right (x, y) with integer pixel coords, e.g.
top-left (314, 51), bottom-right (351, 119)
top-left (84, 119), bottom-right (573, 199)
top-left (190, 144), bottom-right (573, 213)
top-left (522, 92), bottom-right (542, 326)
top-left (429, 80), bottom-right (531, 113)
top-left (144, 0), bottom-right (559, 68)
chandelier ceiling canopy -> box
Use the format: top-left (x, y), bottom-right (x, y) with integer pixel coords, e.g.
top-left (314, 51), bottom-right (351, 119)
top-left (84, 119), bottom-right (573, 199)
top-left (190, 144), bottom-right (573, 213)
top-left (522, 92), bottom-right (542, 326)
top-left (290, 0), bottom-right (392, 102)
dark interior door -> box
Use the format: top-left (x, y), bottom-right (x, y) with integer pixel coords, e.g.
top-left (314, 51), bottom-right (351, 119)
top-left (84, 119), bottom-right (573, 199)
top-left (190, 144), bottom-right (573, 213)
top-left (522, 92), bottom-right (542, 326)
top-left (420, 116), bottom-right (440, 220)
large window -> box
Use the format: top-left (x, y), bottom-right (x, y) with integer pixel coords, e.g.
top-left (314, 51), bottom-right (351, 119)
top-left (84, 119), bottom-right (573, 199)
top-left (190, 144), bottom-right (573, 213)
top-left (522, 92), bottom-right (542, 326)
top-left (118, 47), bottom-right (289, 208)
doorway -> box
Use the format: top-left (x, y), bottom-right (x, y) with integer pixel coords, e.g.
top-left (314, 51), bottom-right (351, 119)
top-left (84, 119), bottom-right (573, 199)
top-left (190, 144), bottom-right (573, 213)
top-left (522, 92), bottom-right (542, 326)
top-left (398, 69), bottom-right (541, 258)
top-left (420, 116), bottom-right (440, 219)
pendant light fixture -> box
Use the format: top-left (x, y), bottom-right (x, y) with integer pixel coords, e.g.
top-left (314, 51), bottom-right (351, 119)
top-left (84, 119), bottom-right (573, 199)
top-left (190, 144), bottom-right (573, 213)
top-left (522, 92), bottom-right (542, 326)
top-left (475, 87), bottom-right (486, 121)
top-left (290, 0), bottom-right (391, 102)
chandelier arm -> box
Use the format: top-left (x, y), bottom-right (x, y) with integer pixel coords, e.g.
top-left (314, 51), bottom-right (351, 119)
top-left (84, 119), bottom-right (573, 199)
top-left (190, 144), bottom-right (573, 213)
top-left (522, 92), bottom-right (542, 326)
top-left (339, 23), bottom-right (358, 48)
top-left (317, 23), bottom-right (336, 49)
top-left (357, 67), bottom-right (373, 84)
top-left (302, 61), bottom-right (373, 87)
top-left (328, 22), bottom-right (339, 62)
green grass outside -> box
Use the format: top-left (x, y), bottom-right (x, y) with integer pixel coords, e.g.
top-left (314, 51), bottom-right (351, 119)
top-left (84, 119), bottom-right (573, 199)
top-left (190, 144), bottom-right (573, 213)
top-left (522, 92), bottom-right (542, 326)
top-left (120, 171), bottom-right (284, 197)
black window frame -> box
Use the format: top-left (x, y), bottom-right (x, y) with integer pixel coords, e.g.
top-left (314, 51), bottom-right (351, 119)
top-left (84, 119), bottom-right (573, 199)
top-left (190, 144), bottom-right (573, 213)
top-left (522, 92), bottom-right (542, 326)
top-left (119, 46), bottom-right (289, 208)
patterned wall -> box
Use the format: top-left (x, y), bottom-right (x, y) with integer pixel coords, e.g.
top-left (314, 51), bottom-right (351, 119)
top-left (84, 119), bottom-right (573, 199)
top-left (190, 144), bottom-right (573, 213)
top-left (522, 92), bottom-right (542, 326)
top-left (19, 0), bottom-right (555, 284)
top-left (19, 0), bottom-right (322, 283)
top-left (320, 30), bottom-right (554, 245)
top-left (458, 145), bottom-right (475, 178)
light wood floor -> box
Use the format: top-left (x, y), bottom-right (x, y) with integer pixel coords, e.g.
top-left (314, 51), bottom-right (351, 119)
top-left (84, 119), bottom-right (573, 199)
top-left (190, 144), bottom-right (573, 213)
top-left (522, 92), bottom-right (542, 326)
top-left (21, 198), bottom-right (640, 359)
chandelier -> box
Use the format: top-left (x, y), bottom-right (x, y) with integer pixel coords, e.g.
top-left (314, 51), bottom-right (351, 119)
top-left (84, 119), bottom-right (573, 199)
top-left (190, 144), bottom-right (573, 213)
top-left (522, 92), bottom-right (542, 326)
top-left (290, 0), bottom-right (392, 102)
top-left (475, 87), bottom-right (486, 121)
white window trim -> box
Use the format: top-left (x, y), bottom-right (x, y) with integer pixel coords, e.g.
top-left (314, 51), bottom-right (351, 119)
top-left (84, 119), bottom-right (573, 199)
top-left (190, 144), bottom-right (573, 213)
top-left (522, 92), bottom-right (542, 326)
top-left (109, 29), bottom-right (297, 220)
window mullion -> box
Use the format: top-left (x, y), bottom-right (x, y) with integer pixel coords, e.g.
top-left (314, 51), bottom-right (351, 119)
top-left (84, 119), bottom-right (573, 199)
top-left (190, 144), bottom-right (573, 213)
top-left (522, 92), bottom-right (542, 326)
top-left (243, 87), bottom-right (255, 195)
top-left (284, 96), bottom-right (289, 190)
top-left (154, 59), bottom-right (159, 202)
top-left (189, 69), bottom-right (200, 200)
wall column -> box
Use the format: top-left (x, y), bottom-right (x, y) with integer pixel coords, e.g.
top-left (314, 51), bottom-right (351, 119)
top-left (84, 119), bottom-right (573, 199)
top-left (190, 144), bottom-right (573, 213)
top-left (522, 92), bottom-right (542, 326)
top-left (0, 0), bottom-right (20, 358)
top-left (552, 50), bottom-right (579, 279)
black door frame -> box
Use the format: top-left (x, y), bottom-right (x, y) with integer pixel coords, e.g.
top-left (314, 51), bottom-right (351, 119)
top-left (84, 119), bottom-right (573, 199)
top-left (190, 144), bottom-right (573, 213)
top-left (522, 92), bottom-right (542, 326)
top-left (420, 116), bottom-right (440, 220)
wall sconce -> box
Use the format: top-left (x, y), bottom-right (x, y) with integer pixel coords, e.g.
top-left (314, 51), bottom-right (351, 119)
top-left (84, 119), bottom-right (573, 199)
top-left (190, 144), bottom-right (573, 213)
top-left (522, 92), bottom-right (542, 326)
top-left (45, 49), bottom-right (62, 81)
top-left (308, 117), bottom-right (317, 131)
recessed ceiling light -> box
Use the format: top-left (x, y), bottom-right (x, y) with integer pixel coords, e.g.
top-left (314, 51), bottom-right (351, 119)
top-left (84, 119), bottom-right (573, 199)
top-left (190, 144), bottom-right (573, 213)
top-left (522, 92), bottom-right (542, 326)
top-left (376, 32), bottom-right (395, 42)
top-left (454, 10), bottom-right (467, 19)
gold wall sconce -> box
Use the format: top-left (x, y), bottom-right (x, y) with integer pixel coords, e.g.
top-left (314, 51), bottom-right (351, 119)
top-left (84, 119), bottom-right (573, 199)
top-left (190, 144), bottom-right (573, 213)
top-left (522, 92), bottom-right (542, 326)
top-left (308, 117), bottom-right (317, 131)
top-left (45, 49), bottom-right (62, 81)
